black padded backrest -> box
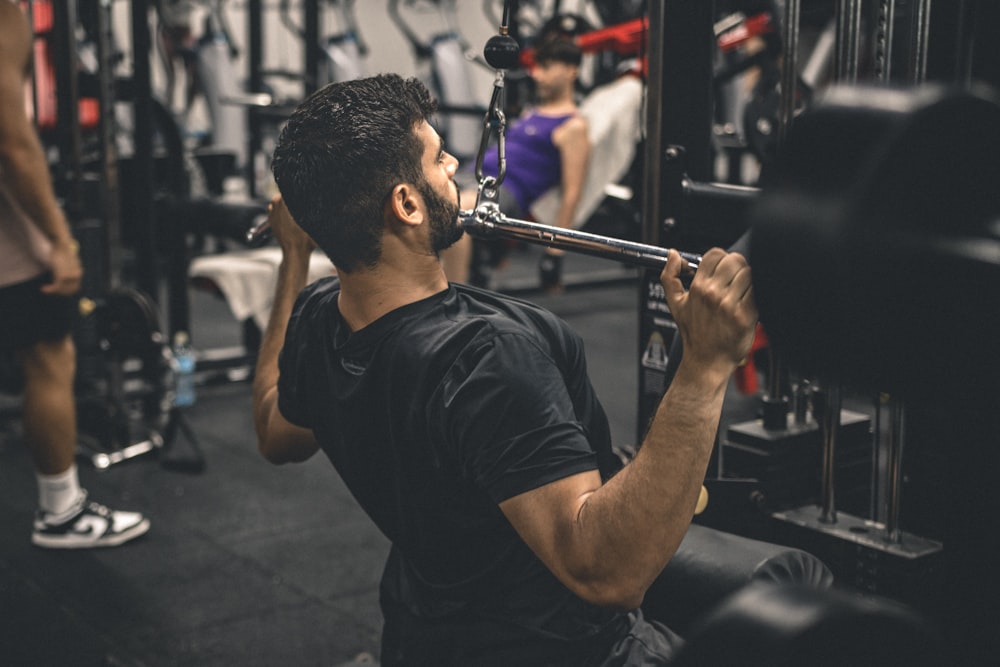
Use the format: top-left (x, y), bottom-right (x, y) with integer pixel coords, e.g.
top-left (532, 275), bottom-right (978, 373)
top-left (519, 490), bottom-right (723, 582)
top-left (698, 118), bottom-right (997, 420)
top-left (669, 582), bottom-right (949, 667)
top-left (642, 524), bottom-right (833, 637)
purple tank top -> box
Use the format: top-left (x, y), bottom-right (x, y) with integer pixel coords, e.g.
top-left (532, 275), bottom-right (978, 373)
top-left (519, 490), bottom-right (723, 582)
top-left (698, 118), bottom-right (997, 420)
top-left (483, 112), bottom-right (574, 213)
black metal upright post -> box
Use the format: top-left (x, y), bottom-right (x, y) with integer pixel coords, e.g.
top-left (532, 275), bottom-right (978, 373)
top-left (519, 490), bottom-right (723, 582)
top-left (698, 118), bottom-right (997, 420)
top-left (52, 0), bottom-right (102, 386)
top-left (130, 0), bottom-right (159, 302)
top-left (304, 0), bottom-right (321, 96)
top-left (658, 3), bottom-right (716, 184)
top-left (90, 0), bottom-right (121, 290)
top-left (637, 0), bottom-right (716, 443)
top-left (835, 0), bottom-right (863, 83)
top-left (247, 0), bottom-right (263, 197)
top-left (950, 0), bottom-right (975, 87)
top-left (641, 0), bottom-right (665, 254)
top-left (506, 0), bottom-right (523, 115)
top-left (761, 0), bottom-right (803, 431)
top-left (51, 0), bottom-right (83, 218)
top-left (970, 0), bottom-right (1000, 89)
top-left (909, 0), bottom-right (932, 84)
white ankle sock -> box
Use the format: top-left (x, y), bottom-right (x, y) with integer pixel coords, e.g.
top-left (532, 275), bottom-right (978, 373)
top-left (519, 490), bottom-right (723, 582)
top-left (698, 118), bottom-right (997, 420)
top-left (37, 465), bottom-right (83, 515)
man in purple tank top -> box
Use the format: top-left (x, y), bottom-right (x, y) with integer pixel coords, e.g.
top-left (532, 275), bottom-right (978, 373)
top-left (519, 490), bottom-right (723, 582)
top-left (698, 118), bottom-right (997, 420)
top-left (444, 37), bottom-right (590, 293)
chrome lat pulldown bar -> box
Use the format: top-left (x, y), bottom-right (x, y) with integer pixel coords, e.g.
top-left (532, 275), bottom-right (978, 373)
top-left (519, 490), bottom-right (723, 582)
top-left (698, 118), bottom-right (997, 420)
top-left (458, 203), bottom-right (702, 273)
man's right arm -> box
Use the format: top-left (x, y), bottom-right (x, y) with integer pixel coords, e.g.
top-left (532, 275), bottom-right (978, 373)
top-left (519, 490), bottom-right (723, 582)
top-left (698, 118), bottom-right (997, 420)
top-left (251, 196), bottom-right (320, 464)
top-left (0, 4), bottom-right (81, 296)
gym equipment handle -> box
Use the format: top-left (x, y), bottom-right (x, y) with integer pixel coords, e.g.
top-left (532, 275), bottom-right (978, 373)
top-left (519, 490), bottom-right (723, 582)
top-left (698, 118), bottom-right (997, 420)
top-left (246, 215), bottom-right (271, 245)
top-left (459, 203), bottom-right (702, 272)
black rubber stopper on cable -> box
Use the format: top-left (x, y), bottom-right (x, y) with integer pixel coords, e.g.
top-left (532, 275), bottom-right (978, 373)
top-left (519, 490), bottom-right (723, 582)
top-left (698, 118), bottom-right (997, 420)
top-left (484, 34), bottom-right (520, 69)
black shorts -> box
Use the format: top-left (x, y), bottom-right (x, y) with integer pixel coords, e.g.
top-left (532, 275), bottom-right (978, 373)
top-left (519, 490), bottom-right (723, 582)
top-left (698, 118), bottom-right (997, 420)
top-left (0, 274), bottom-right (77, 351)
top-left (599, 610), bottom-right (684, 666)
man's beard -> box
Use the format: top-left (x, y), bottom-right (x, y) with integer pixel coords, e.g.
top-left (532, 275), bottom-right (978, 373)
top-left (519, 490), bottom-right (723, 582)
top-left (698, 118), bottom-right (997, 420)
top-left (419, 179), bottom-right (464, 254)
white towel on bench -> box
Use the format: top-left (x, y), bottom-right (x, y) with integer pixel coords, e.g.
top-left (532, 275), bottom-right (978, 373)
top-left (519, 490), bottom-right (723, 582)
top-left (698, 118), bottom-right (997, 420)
top-left (189, 247), bottom-right (336, 330)
top-left (529, 74), bottom-right (644, 229)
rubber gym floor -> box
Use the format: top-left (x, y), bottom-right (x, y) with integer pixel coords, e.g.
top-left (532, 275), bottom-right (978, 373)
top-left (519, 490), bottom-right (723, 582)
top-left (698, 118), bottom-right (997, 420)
top-left (0, 247), bottom-right (758, 666)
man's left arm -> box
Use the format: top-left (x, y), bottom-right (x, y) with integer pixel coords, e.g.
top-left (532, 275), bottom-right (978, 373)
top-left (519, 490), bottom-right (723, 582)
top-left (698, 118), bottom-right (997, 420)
top-left (551, 116), bottom-right (590, 231)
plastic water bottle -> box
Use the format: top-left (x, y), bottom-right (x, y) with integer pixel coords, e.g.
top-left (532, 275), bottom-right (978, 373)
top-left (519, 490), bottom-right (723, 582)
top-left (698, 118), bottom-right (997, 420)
top-left (172, 331), bottom-right (197, 407)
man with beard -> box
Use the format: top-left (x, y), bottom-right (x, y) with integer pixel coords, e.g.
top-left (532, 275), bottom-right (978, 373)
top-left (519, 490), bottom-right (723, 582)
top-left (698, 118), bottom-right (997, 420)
top-left (443, 36), bottom-right (589, 292)
top-left (252, 74), bottom-right (757, 665)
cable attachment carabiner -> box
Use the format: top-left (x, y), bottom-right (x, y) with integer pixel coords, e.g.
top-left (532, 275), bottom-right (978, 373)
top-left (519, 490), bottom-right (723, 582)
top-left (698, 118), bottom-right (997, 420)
top-left (474, 72), bottom-right (508, 210)
top-left (473, 1), bottom-right (519, 212)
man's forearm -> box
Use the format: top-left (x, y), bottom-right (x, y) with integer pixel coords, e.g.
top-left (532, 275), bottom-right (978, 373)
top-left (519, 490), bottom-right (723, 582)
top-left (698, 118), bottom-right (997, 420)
top-left (572, 359), bottom-right (731, 605)
top-left (251, 252), bottom-right (313, 452)
top-left (249, 194), bottom-right (320, 463)
top-left (255, 257), bottom-right (310, 390)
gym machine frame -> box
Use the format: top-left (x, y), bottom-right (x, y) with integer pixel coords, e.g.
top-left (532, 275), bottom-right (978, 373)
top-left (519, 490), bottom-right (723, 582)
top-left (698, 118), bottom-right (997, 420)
top-left (644, 0), bottom-right (945, 588)
top-left (769, 0), bottom-right (939, 551)
top-left (32, 0), bottom-right (171, 469)
top-left (55, 0), bottom-right (203, 471)
top-left (457, 0), bottom-right (947, 607)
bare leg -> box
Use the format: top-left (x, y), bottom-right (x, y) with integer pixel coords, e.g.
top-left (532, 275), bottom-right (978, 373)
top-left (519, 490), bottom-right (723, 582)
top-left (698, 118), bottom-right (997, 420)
top-left (18, 335), bottom-right (77, 476)
top-left (156, 26), bottom-right (182, 113)
top-left (21, 334), bottom-right (151, 547)
top-left (183, 54), bottom-right (200, 117)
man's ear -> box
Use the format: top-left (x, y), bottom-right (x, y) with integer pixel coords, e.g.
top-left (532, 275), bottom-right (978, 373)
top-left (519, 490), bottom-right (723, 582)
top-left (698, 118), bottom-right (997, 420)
top-left (388, 183), bottom-right (423, 227)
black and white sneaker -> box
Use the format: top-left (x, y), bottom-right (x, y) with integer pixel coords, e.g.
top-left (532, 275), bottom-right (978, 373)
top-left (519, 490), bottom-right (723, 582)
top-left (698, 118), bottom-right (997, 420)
top-left (32, 492), bottom-right (150, 549)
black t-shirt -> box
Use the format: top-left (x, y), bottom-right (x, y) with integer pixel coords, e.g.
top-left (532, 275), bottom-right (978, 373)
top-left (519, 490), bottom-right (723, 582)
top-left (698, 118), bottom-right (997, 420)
top-left (279, 279), bottom-right (630, 665)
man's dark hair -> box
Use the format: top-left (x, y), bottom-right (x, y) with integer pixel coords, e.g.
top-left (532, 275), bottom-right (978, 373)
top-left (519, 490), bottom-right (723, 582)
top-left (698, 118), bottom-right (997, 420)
top-left (534, 36), bottom-right (583, 67)
top-left (271, 74), bottom-right (437, 272)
